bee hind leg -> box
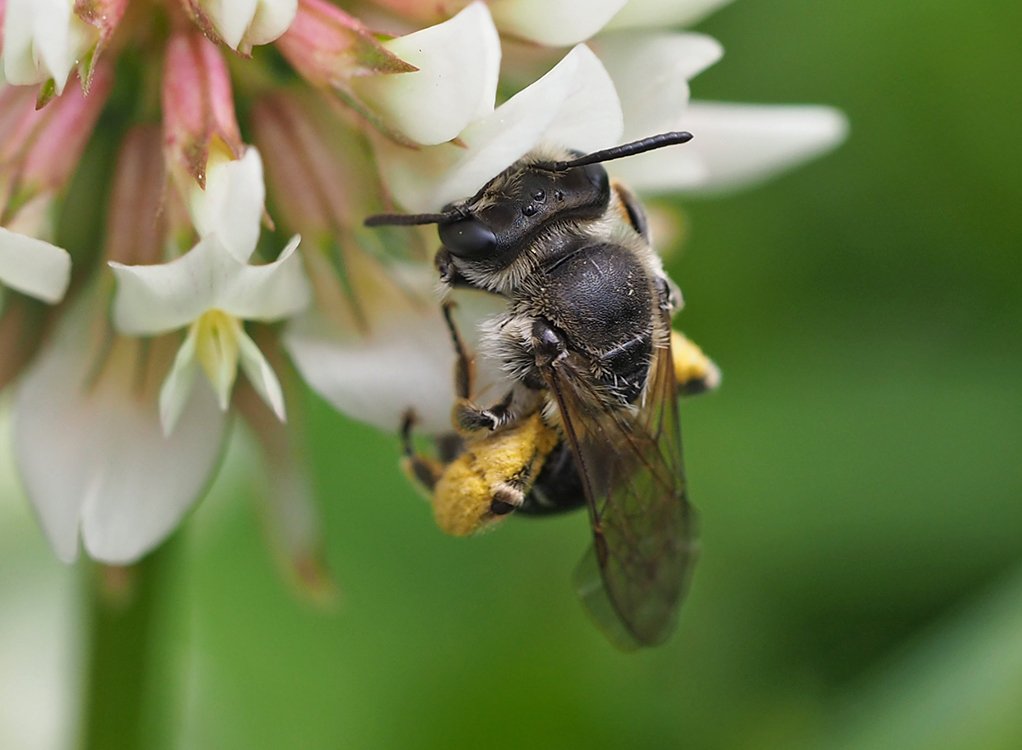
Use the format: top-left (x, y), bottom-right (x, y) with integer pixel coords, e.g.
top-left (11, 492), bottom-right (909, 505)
top-left (400, 410), bottom-right (444, 493)
top-left (671, 330), bottom-right (722, 396)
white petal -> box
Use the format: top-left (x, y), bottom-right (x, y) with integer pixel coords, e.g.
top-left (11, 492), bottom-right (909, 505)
top-left (244, 0), bottom-right (297, 47)
top-left (236, 328), bottom-right (286, 421)
top-left (13, 288), bottom-right (228, 564)
top-left (676, 101), bottom-right (849, 193)
top-left (2, 0), bottom-right (91, 94)
top-left (33, 4), bottom-right (91, 96)
top-left (1, 0), bottom-right (41, 86)
top-left (356, 2), bottom-right (501, 145)
top-left (596, 31), bottom-right (722, 140)
top-left (285, 258), bottom-right (508, 434)
top-left (220, 235), bottom-right (311, 321)
top-left (376, 44), bottom-right (622, 212)
top-left (109, 237), bottom-right (222, 335)
top-left (606, 0), bottom-right (734, 30)
top-left (0, 228), bottom-right (71, 303)
top-left (159, 325), bottom-right (200, 436)
top-left (490, 0), bottom-right (626, 46)
top-left (79, 373), bottom-right (226, 564)
top-left (207, 0), bottom-right (258, 50)
top-left (188, 148), bottom-right (265, 262)
top-left (538, 44), bottom-right (624, 153)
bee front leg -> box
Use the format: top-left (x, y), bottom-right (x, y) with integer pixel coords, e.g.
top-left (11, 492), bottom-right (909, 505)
top-left (435, 247), bottom-right (484, 290)
top-left (440, 299), bottom-right (503, 431)
top-left (443, 301), bottom-right (543, 433)
top-left (454, 385), bottom-right (542, 433)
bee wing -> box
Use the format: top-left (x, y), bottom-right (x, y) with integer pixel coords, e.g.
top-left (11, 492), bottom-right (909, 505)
top-left (543, 320), bottom-right (697, 649)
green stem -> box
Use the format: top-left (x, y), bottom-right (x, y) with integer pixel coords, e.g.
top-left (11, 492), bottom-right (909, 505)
top-left (80, 540), bottom-right (179, 750)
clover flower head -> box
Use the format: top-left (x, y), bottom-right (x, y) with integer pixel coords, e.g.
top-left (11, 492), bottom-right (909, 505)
top-left (0, 0), bottom-right (846, 575)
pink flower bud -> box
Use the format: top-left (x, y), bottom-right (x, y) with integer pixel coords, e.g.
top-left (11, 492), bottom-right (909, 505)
top-left (0, 61), bottom-right (112, 222)
top-left (277, 0), bottom-right (415, 88)
top-left (161, 31), bottom-right (243, 190)
top-left (19, 61), bottom-right (113, 195)
top-left (0, 84), bottom-right (40, 165)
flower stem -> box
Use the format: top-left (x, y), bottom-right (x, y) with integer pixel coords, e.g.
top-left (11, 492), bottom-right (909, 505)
top-left (80, 540), bottom-right (180, 750)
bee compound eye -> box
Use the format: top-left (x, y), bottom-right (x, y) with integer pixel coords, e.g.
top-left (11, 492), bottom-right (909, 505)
top-left (489, 498), bottom-right (517, 516)
top-left (582, 163), bottom-right (610, 195)
top-left (439, 217), bottom-right (497, 258)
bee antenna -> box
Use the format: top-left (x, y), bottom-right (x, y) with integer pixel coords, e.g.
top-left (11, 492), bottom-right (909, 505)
top-left (535, 131), bottom-right (694, 171)
top-left (364, 208), bottom-right (465, 228)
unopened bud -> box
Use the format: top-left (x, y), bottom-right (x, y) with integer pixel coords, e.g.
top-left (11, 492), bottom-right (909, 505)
top-left (162, 31), bottom-right (242, 190)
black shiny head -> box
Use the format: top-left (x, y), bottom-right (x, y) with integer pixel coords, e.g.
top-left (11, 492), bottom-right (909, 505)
top-left (363, 131), bottom-right (693, 268)
top-left (440, 159), bottom-right (611, 268)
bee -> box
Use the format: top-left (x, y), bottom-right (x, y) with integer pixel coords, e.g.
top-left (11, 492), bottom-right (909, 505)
top-left (366, 132), bottom-right (720, 648)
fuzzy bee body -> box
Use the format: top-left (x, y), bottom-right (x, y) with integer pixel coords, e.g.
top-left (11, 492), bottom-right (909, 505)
top-left (369, 133), bottom-right (720, 648)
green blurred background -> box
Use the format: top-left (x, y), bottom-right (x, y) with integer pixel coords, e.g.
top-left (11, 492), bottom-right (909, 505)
top-left (3, 0), bottom-right (1022, 748)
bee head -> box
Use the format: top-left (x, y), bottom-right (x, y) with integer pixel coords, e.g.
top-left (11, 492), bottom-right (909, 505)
top-left (364, 132), bottom-right (693, 273)
top-left (434, 159), bottom-right (611, 264)
top-left (365, 132), bottom-right (691, 224)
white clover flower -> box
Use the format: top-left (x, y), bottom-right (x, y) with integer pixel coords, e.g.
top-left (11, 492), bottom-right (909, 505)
top-left (373, 43), bottom-right (623, 213)
top-left (351, 2), bottom-right (501, 146)
top-left (14, 286), bottom-right (228, 563)
top-left (286, 251), bottom-right (508, 433)
top-left (489, 0), bottom-right (627, 46)
top-left (187, 148), bottom-right (267, 262)
top-left (1, 0), bottom-right (94, 95)
top-left (486, 0), bottom-right (735, 42)
top-left (187, 0), bottom-right (298, 54)
top-left (0, 228), bottom-right (70, 303)
top-left (110, 133), bottom-right (306, 435)
top-left (110, 233), bottom-right (310, 434)
top-left (446, 0), bottom-right (847, 197)
top-left (593, 29), bottom-right (848, 193)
